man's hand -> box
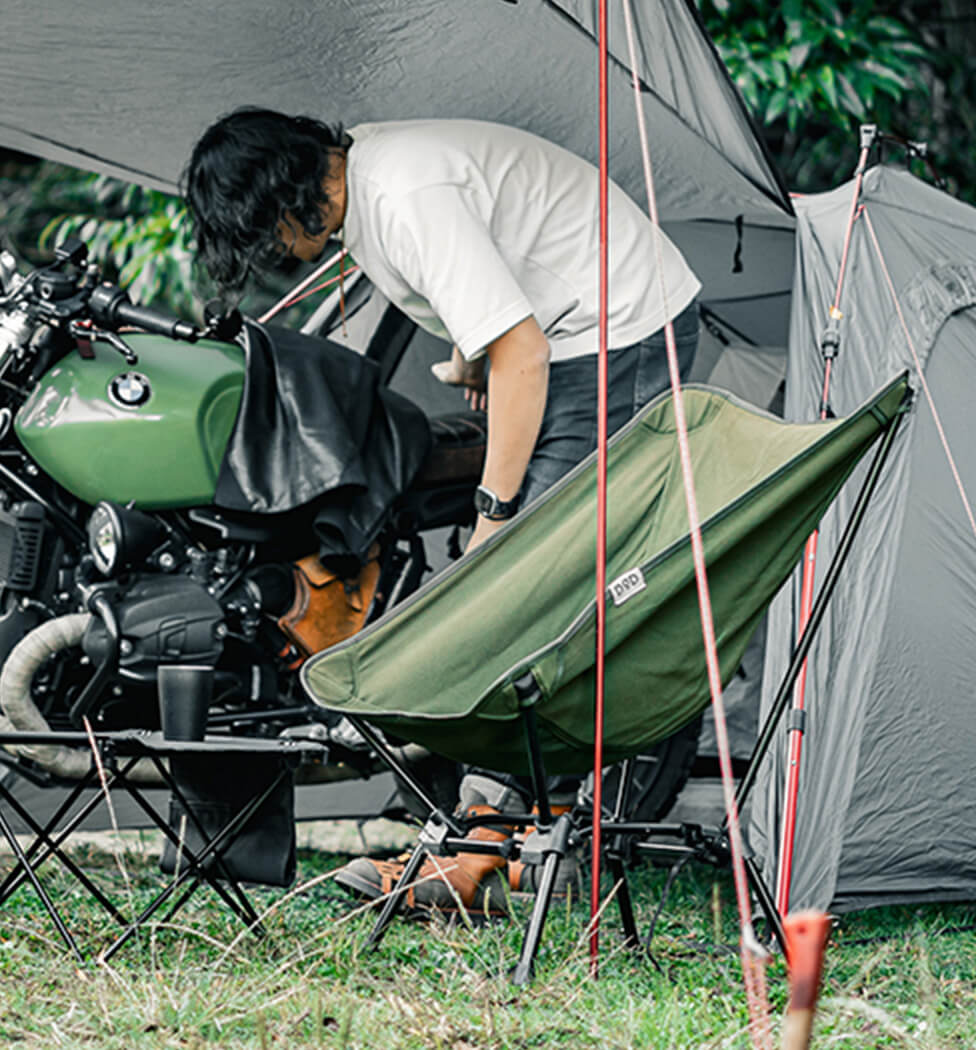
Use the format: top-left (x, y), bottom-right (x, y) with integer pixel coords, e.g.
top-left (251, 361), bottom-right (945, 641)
top-left (431, 346), bottom-right (487, 412)
top-left (466, 316), bottom-right (550, 553)
top-left (467, 515), bottom-right (507, 550)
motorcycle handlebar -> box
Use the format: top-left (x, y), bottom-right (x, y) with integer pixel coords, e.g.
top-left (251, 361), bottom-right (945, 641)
top-left (88, 282), bottom-right (199, 342)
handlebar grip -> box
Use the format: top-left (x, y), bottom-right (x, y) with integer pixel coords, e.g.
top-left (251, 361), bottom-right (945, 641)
top-left (113, 298), bottom-right (198, 342)
top-left (88, 282), bottom-right (199, 342)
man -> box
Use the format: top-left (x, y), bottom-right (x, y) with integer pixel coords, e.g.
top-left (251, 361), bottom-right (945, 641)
top-left (185, 107), bottom-right (701, 914)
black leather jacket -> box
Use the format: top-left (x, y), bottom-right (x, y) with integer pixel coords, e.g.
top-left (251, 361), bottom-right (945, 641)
top-left (215, 320), bottom-right (431, 565)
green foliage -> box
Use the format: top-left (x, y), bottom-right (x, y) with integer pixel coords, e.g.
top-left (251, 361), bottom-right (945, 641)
top-left (0, 159), bottom-right (199, 317)
top-left (706, 0), bottom-right (927, 129)
top-left (39, 174), bottom-right (196, 317)
top-left (700, 0), bottom-right (935, 190)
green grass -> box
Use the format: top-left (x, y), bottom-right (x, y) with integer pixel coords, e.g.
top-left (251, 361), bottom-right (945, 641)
top-left (0, 837), bottom-right (974, 1049)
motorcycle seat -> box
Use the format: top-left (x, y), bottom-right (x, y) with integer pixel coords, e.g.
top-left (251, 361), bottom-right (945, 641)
top-left (412, 412), bottom-right (486, 489)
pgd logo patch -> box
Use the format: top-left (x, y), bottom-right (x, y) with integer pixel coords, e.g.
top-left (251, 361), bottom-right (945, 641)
top-left (608, 567), bottom-right (646, 607)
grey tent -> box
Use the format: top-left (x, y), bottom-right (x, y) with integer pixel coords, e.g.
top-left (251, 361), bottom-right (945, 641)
top-left (752, 166), bottom-right (976, 912)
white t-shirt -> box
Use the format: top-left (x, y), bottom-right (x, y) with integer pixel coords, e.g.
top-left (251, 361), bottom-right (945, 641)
top-left (342, 119), bottom-right (700, 362)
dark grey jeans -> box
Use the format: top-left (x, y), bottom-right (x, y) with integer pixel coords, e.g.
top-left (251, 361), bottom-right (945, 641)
top-left (520, 299), bottom-right (700, 507)
top-left (463, 300), bottom-right (701, 811)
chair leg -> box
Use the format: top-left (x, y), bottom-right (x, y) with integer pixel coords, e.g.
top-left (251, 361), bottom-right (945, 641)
top-left (745, 854), bottom-right (786, 957)
top-left (606, 759), bottom-right (640, 949)
top-left (511, 849), bottom-right (559, 986)
top-left (365, 841), bottom-right (428, 950)
top-left (604, 850), bottom-right (640, 949)
top-left (0, 801), bottom-right (83, 961)
top-left (510, 811), bottom-right (573, 986)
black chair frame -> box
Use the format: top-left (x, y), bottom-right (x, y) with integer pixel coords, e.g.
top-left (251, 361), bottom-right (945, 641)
top-left (333, 404), bottom-right (905, 984)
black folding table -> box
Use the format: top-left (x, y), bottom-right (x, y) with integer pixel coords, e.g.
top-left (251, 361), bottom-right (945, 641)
top-left (0, 730), bottom-right (327, 960)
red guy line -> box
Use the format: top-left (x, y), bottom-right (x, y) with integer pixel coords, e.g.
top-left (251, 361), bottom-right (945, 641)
top-left (589, 0), bottom-right (610, 977)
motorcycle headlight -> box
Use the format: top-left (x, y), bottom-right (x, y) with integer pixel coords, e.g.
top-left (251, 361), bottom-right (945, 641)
top-left (87, 501), bottom-right (169, 577)
top-left (87, 502), bottom-right (122, 575)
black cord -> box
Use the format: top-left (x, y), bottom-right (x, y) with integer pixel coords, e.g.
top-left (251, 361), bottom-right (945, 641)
top-left (643, 853), bottom-right (694, 976)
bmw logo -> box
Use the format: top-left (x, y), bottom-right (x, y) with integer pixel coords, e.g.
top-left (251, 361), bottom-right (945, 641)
top-left (109, 372), bottom-right (152, 408)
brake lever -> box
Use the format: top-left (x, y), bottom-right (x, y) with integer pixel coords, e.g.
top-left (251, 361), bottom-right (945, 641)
top-left (69, 321), bottom-right (138, 365)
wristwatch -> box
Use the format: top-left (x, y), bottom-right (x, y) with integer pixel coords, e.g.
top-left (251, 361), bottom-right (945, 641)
top-left (474, 485), bottom-right (520, 521)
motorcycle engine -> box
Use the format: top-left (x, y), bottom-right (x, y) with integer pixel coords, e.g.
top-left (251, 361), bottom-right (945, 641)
top-left (82, 575), bottom-right (225, 681)
top-left (0, 499), bottom-right (67, 666)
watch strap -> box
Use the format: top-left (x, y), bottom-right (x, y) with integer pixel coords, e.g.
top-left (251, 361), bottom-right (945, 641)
top-left (474, 484), bottom-right (520, 521)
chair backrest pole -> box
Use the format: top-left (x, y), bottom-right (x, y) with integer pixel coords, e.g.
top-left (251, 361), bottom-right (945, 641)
top-left (731, 405), bottom-right (907, 820)
top-left (515, 674), bottom-right (552, 827)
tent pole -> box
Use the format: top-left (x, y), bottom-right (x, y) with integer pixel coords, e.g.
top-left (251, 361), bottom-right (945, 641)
top-left (775, 125), bottom-right (878, 918)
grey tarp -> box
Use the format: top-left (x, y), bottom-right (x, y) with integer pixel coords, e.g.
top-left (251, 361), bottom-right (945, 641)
top-left (0, 2), bottom-right (795, 828)
top-left (0, 0), bottom-right (794, 337)
top-left (752, 166), bottom-right (976, 912)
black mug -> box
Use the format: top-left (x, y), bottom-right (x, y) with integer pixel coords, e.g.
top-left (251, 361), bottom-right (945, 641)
top-left (158, 664), bottom-right (213, 741)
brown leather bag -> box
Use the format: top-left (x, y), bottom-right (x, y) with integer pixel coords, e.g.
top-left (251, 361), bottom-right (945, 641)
top-left (277, 547), bottom-right (381, 659)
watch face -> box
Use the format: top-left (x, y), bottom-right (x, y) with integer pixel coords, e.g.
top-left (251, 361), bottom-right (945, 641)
top-left (475, 486), bottom-right (519, 520)
top-left (473, 486), bottom-right (496, 516)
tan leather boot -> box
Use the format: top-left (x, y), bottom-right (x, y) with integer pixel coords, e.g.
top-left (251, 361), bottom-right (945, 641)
top-left (334, 804), bottom-right (512, 917)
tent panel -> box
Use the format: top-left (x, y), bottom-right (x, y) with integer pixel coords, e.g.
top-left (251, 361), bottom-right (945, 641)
top-left (831, 308), bottom-right (976, 908)
top-left (753, 167), bottom-right (976, 911)
top-left (553, 0), bottom-right (790, 209)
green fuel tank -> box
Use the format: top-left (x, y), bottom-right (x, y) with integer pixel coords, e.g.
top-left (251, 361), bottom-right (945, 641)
top-left (15, 334), bottom-right (245, 509)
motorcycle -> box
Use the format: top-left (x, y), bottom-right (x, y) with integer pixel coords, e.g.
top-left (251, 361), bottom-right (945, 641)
top-left (0, 237), bottom-right (698, 821)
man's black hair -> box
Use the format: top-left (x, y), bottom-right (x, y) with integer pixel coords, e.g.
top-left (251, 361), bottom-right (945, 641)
top-left (182, 107), bottom-right (350, 292)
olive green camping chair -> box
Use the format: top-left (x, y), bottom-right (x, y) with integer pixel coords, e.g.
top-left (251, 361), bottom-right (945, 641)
top-left (302, 373), bottom-right (911, 981)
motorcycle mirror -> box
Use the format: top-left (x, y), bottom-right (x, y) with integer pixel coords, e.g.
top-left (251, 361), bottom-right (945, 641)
top-left (203, 300), bottom-right (243, 342)
top-left (53, 238), bottom-right (89, 268)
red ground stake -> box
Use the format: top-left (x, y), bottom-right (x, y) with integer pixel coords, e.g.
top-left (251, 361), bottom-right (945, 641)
top-left (781, 910), bottom-right (832, 1050)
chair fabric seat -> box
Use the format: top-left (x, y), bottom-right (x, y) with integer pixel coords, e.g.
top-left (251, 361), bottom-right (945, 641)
top-left (302, 376), bottom-right (910, 775)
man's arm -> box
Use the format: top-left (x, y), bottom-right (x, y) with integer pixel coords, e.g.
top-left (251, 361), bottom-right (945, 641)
top-left (468, 315), bottom-right (550, 550)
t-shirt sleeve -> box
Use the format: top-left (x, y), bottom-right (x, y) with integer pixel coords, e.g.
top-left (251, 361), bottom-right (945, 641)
top-left (381, 184), bottom-right (534, 360)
